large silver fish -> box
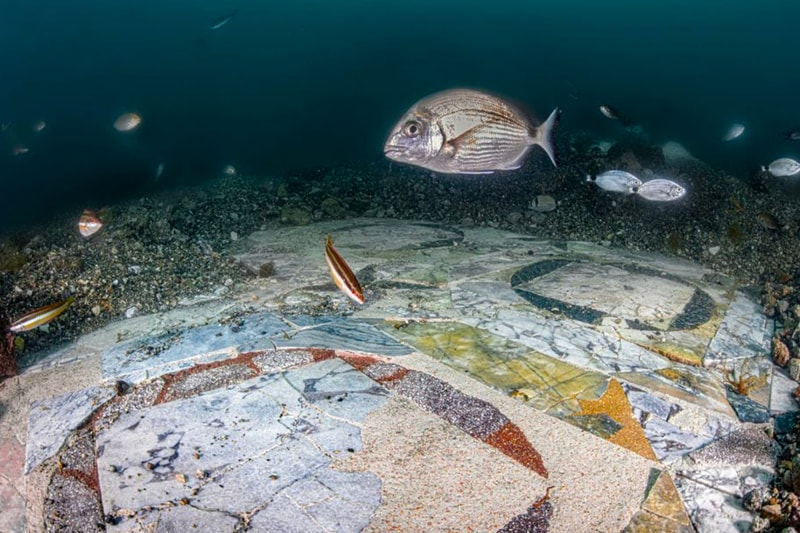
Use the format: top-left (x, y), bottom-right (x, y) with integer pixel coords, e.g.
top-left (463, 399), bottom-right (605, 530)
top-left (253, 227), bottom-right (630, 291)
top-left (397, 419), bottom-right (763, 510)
top-left (384, 88), bottom-right (560, 174)
top-left (636, 178), bottom-right (686, 201)
top-left (586, 170), bottom-right (642, 194)
top-left (763, 157), bottom-right (800, 177)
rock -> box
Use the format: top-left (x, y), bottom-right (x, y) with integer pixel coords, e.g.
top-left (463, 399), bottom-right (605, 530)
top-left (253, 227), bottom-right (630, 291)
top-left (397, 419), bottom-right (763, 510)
top-left (790, 358), bottom-right (800, 382)
top-left (230, 231), bottom-right (238, 242)
top-left (124, 307), bottom-right (138, 319)
top-left (743, 488), bottom-right (765, 512)
top-left (91, 306), bottom-right (101, 317)
top-left (0, 318), bottom-right (16, 380)
top-left (280, 206), bottom-right (312, 226)
top-left (774, 338), bottom-right (791, 367)
top-left (761, 503), bottom-right (782, 522)
top-left (530, 195), bottom-right (556, 212)
top-left (750, 516), bottom-right (770, 533)
top-left (709, 245), bottom-right (721, 256)
top-left (506, 212), bottom-right (523, 224)
top-left (792, 453), bottom-right (800, 494)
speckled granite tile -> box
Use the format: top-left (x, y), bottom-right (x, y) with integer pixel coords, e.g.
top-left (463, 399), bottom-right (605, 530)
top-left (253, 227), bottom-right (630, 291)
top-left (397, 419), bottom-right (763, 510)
top-left (26, 384), bottom-right (115, 473)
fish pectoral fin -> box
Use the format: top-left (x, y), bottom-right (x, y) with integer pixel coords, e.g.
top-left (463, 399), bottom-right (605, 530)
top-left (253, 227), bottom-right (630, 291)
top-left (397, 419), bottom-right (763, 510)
top-left (443, 125), bottom-right (489, 158)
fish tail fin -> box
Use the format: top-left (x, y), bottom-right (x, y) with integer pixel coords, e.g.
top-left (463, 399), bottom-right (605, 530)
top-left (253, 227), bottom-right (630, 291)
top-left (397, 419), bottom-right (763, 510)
top-left (532, 108), bottom-right (561, 167)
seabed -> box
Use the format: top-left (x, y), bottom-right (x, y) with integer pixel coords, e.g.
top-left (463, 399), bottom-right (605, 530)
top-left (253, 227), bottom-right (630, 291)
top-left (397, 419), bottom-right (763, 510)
top-left (0, 219), bottom-right (783, 532)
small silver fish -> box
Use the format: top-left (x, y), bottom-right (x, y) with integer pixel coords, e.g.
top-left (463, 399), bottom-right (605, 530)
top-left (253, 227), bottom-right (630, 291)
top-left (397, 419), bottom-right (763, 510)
top-left (384, 88), bottom-right (559, 174)
top-left (636, 178), bottom-right (686, 201)
top-left (154, 162), bottom-right (164, 182)
top-left (762, 158), bottom-right (800, 177)
top-left (586, 170), bottom-right (642, 194)
top-left (784, 128), bottom-right (800, 141)
top-left (113, 112), bottom-right (142, 132)
top-left (210, 10), bottom-right (237, 30)
top-left (722, 123), bottom-right (745, 141)
top-left (599, 105), bottom-right (633, 126)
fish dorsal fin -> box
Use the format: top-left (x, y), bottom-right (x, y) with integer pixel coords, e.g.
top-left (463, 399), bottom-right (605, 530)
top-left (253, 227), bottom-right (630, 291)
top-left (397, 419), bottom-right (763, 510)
top-left (443, 124), bottom-right (488, 158)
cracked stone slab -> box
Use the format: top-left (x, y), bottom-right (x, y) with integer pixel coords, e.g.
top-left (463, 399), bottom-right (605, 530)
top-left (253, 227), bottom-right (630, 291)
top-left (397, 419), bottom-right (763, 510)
top-left (264, 318), bottom-right (413, 357)
top-left (704, 292), bottom-right (771, 366)
top-left (102, 312), bottom-right (290, 382)
top-left (96, 360), bottom-right (386, 531)
top-left (26, 384), bottom-right (116, 473)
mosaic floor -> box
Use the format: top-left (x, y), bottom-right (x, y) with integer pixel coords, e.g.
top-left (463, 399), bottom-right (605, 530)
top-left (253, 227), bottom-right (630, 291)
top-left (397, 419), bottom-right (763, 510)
top-left (0, 219), bottom-right (784, 532)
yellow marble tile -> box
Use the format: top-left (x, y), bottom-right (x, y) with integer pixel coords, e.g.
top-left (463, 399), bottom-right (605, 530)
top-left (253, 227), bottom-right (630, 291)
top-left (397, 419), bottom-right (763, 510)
top-left (623, 510), bottom-right (694, 533)
top-left (642, 471), bottom-right (692, 526)
top-left (382, 320), bottom-right (608, 417)
top-left (636, 340), bottom-right (704, 367)
top-left (573, 378), bottom-right (658, 461)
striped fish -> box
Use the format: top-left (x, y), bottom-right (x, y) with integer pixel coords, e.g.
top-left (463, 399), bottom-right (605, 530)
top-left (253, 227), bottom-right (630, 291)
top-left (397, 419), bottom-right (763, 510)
top-left (9, 296), bottom-right (75, 333)
top-left (384, 88), bottom-right (559, 174)
top-left (324, 235), bottom-right (364, 304)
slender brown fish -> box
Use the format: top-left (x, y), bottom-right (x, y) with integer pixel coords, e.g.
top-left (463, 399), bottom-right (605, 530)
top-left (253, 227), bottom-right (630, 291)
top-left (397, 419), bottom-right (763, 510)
top-left (9, 296), bottom-right (75, 333)
top-left (324, 235), bottom-right (364, 304)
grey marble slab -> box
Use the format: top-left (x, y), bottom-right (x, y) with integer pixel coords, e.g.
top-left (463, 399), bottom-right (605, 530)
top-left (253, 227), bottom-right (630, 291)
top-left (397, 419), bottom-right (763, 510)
top-left (705, 292), bottom-right (772, 366)
top-left (101, 312), bottom-right (291, 382)
top-left (96, 360), bottom-right (386, 531)
top-left (25, 384), bottom-right (115, 473)
top-left (770, 368), bottom-right (799, 414)
top-left (267, 318), bottom-right (414, 357)
top-left (674, 473), bottom-right (753, 533)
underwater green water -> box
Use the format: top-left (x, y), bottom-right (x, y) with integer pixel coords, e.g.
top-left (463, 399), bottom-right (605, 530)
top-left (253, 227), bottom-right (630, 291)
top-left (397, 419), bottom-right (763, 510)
top-left (1, 0), bottom-right (798, 230)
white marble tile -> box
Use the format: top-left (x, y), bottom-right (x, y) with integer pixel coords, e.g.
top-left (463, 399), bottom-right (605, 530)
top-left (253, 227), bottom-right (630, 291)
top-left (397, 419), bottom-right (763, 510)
top-left (705, 292), bottom-right (772, 366)
top-left (26, 384), bottom-right (116, 473)
top-left (674, 474), bottom-right (753, 533)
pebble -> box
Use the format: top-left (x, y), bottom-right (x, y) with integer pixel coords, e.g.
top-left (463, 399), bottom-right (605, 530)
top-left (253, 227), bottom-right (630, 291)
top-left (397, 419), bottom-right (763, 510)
top-left (91, 306), bottom-right (101, 317)
top-left (530, 195), bottom-right (556, 212)
top-left (750, 515), bottom-right (769, 532)
top-left (709, 245), bottom-right (721, 256)
top-left (761, 503), bottom-right (782, 521)
top-left (124, 307), bottom-right (138, 319)
top-left (230, 231), bottom-right (238, 242)
top-left (790, 358), bottom-right (800, 382)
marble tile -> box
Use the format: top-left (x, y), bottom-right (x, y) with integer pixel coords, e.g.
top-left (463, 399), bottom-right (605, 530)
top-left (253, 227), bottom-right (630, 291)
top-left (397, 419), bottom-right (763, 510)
top-left (704, 292), bottom-right (772, 367)
top-left (102, 311), bottom-right (290, 381)
top-left (642, 471), bottom-right (692, 526)
top-left (617, 366), bottom-right (735, 419)
top-left (673, 474), bottom-right (753, 533)
top-left (459, 305), bottom-right (674, 375)
top-left (96, 361), bottom-right (386, 530)
top-left (725, 387), bottom-right (770, 423)
top-left (25, 384), bottom-right (115, 473)
top-left (268, 318), bottom-right (413, 357)
top-left (515, 261), bottom-right (697, 329)
top-left (378, 319), bottom-right (608, 418)
top-left (643, 418), bottom-right (717, 464)
top-left (769, 367), bottom-right (799, 414)
top-left (572, 378), bottom-right (657, 460)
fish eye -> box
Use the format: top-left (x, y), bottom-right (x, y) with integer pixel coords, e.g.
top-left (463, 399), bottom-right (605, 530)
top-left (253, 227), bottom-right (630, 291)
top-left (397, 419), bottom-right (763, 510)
top-left (403, 120), bottom-right (422, 137)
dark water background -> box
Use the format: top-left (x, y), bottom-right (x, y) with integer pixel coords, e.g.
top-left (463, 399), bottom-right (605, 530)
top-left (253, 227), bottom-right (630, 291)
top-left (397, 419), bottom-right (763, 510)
top-left (2, 0), bottom-right (799, 232)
